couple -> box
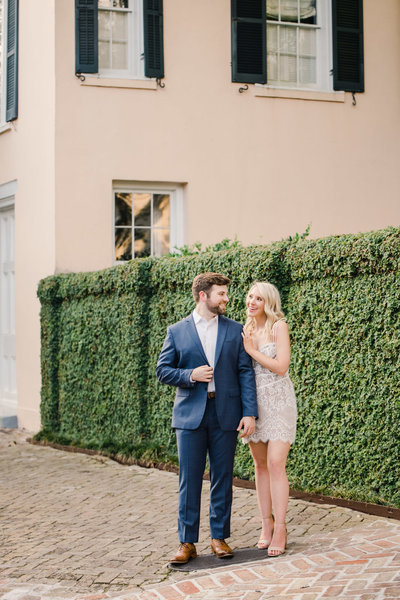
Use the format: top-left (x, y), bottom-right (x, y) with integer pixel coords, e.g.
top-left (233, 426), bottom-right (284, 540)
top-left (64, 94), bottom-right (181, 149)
top-left (156, 272), bottom-right (297, 564)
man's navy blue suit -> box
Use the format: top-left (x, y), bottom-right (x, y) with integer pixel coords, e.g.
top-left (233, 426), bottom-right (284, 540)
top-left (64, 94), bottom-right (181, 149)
top-left (156, 313), bottom-right (258, 543)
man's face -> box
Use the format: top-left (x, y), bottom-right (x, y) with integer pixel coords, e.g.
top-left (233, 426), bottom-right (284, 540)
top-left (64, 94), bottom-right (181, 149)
top-left (204, 285), bottom-right (229, 315)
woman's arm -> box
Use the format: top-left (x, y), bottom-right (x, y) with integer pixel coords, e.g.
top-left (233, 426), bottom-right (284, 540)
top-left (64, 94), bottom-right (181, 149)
top-left (242, 321), bottom-right (291, 376)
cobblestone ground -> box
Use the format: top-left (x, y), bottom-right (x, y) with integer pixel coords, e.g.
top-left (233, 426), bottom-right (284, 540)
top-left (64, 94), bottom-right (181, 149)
top-left (0, 429), bottom-right (399, 600)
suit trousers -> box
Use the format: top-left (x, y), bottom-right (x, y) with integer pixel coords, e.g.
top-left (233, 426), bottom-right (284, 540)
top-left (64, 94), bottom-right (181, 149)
top-left (175, 397), bottom-right (238, 543)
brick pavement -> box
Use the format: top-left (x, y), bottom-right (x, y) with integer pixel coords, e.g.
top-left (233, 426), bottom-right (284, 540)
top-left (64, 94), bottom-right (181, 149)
top-left (0, 429), bottom-right (399, 600)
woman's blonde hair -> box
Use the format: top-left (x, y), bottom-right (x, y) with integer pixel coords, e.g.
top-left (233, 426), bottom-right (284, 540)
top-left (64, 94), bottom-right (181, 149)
top-left (244, 281), bottom-right (285, 339)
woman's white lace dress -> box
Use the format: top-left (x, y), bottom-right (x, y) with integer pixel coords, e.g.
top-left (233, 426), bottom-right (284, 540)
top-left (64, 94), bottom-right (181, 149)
top-left (242, 321), bottom-right (297, 445)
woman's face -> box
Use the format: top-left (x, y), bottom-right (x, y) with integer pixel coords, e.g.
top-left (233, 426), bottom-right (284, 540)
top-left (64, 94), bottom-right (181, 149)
top-left (246, 287), bottom-right (265, 318)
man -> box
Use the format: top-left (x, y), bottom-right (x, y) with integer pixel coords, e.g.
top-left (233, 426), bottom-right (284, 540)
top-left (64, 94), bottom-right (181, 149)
top-left (156, 272), bottom-right (258, 564)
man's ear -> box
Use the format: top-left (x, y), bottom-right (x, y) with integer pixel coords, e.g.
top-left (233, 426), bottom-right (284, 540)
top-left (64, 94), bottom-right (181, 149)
top-left (199, 290), bottom-right (207, 303)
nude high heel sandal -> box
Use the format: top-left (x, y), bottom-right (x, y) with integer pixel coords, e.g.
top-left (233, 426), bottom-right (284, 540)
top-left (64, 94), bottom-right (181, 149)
top-left (267, 522), bottom-right (287, 556)
top-left (257, 515), bottom-right (274, 549)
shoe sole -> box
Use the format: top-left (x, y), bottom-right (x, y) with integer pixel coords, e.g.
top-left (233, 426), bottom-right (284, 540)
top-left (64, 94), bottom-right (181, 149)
top-left (169, 553), bottom-right (197, 565)
top-left (211, 549), bottom-right (234, 559)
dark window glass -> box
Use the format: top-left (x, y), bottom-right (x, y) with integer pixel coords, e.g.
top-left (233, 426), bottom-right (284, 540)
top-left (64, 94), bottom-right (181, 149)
top-left (115, 193), bottom-right (132, 226)
top-left (134, 228), bottom-right (151, 258)
top-left (153, 194), bottom-right (170, 228)
top-left (134, 193), bottom-right (151, 227)
top-left (115, 227), bottom-right (132, 261)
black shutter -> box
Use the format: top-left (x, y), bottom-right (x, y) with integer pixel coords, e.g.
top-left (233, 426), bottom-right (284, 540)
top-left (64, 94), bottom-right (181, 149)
top-left (6, 0), bottom-right (18, 122)
top-left (231, 0), bottom-right (266, 84)
top-left (75, 0), bottom-right (98, 74)
top-left (332, 0), bottom-right (364, 92)
top-left (143, 0), bottom-right (164, 79)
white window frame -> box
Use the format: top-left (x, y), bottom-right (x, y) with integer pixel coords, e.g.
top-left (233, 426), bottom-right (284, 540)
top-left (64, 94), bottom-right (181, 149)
top-left (0, 0), bottom-right (7, 125)
top-left (264, 0), bottom-right (333, 93)
top-left (112, 182), bottom-right (184, 263)
top-left (98, 0), bottom-right (146, 80)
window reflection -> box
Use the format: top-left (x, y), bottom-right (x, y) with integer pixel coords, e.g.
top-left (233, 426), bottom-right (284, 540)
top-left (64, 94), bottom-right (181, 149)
top-left (134, 228), bottom-right (151, 258)
top-left (115, 193), bottom-right (132, 226)
top-left (134, 193), bottom-right (151, 227)
top-left (114, 191), bottom-right (172, 261)
top-left (153, 194), bottom-right (170, 228)
top-left (153, 229), bottom-right (170, 257)
top-left (115, 228), bottom-right (132, 261)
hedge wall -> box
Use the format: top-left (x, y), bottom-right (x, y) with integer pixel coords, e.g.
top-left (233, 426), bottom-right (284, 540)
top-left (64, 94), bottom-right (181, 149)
top-left (37, 227), bottom-right (400, 507)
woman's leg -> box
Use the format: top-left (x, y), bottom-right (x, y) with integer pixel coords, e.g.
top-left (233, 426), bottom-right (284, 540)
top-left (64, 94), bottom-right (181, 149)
top-left (249, 441), bottom-right (273, 545)
top-left (267, 440), bottom-right (290, 554)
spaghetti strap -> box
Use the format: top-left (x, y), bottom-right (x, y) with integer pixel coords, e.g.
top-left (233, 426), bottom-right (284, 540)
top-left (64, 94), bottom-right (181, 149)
top-left (272, 318), bottom-right (286, 344)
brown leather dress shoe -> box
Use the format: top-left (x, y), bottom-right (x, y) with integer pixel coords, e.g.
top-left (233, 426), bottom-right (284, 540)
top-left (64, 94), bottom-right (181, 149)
top-left (169, 542), bottom-right (197, 564)
top-left (211, 538), bottom-right (234, 558)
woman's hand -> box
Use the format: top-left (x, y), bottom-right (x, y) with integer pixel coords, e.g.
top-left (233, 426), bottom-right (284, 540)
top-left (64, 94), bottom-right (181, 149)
top-left (241, 330), bottom-right (255, 354)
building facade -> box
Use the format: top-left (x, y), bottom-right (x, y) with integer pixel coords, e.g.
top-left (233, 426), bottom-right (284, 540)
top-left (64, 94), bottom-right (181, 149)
top-left (0, 0), bottom-right (399, 430)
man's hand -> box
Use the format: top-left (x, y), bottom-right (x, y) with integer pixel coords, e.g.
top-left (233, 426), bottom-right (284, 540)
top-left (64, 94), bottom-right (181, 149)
top-left (191, 365), bottom-right (214, 382)
top-left (237, 416), bottom-right (256, 438)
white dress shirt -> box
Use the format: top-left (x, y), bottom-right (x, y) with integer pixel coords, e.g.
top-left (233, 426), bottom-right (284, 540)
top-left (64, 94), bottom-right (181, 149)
top-left (192, 309), bottom-right (218, 392)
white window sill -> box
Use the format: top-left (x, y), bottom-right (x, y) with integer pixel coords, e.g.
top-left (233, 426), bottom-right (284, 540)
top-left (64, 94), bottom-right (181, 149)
top-left (0, 123), bottom-right (12, 135)
top-left (80, 76), bottom-right (157, 90)
top-left (254, 86), bottom-right (345, 103)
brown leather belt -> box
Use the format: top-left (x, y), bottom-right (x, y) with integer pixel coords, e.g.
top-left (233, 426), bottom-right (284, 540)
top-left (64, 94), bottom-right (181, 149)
top-left (207, 392), bottom-right (216, 399)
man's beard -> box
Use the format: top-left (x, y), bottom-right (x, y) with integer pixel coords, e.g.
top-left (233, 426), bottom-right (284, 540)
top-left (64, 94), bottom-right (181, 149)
top-left (207, 302), bottom-right (227, 316)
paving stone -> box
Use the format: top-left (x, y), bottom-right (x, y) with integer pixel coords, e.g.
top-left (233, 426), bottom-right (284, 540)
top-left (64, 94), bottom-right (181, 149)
top-left (1, 430), bottom-right (400, 600)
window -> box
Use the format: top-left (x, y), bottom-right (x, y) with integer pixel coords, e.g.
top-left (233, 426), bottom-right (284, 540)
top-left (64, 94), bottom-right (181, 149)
top-left (113, 185), bottom-right (183, 261)
top-left (98, 0), bottom-right (143, 78)
top-left (75, 0), bottom-right (164, 80)
top-left (266, 0), bottom-right (329, 90)
top-left (0, 0), bottom-right (4, 123)
top-left (0, 0), bottom-right (18, 123)
top-left (231, 0), bottom-right (364, 93)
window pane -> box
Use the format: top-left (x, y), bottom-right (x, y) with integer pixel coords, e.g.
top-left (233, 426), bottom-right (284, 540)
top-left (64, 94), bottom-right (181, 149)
top-left (134, 194), bottom-right (151, 227)
top-left (280, 26), bottom-right (296, 54)
top-left (99, 41), bottom-right (111, 69)
top-left (300, 0), bottom-right (316, 24)
top-left (112, 11), bottom-right (128, 39)
top-left (112, 41), bottom-right (128, 70)
top-left (267, 24), bottom-right (278, 52)
top-left (299, 57), bottom-right (316, 84)
top-left (266, 0), bottom-right (279, 21)
top-left (99, 10), bottom-right (111, 38)
top-left (153, 195), bottom-right (170, 228)
top-left (115, 228), bottom-right (132, 261)
top-left (115, 193), bottom-right (132, 225)
top-left (134, 228), bottom-right (151, 258)
top-left (299, 27), bottom-right (315, 55)
top-left (153, 229), bottom-right (170, 257)
top-left (277, 0), bottom-right (298, 22)
top-left (280, 54), bottom-right (297, 82)
top-left (99, 0), bottom-right (128, 7)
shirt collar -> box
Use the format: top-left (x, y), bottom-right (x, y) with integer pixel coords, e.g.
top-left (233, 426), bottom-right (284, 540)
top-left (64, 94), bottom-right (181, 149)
top-left (193, 309), bottom-right (218, 325)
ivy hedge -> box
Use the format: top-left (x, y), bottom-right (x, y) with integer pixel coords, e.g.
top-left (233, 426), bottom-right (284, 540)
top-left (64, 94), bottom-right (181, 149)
top-left (37, 226), bottom-right (400, 507)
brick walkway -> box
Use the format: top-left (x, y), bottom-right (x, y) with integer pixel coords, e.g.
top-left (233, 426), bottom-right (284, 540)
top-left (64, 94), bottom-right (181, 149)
top-left (0, 429), bottom-right (399, 600)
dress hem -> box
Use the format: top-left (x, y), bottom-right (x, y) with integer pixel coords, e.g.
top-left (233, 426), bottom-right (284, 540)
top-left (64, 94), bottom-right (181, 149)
top-left (242, 436), bottom-right (295, 445)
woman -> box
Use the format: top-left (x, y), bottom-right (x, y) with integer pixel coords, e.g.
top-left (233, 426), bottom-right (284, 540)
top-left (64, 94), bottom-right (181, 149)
top-left (241, 282), bottom-right (297, 557)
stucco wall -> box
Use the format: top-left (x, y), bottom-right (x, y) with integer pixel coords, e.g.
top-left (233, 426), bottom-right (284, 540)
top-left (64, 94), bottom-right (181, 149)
top-left (0, 0), bottom-right (55, 430)
top-left (54, 0), bottom-right (400, 274)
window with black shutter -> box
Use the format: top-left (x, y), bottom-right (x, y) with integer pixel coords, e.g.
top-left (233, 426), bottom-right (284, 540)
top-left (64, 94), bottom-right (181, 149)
top-left (332, 0), bottom-right (364, 92)
top-left (231, 0), bottom-right (266, 84)
top-left (231, 0), bottom-right (364, 94)
top-left (75, 0), bottom-right (164, 80)
top-left (143, 0), bottom-right (164, 79)
top-left (6, 0), bottom-right (18, 122)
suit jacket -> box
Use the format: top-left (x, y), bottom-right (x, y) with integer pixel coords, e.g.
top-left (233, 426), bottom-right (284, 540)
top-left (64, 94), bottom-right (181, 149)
top-left (156, 314), bottom-right (258, 431)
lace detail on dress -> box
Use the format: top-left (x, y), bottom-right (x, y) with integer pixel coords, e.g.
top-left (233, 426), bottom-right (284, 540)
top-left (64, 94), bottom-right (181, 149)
top-left (242, 339), bottom-right (297, 445)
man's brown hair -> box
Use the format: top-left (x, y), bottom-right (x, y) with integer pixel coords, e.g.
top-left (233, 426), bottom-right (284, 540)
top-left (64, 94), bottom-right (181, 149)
top-left (192, 272), bottom-right (231, 303)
